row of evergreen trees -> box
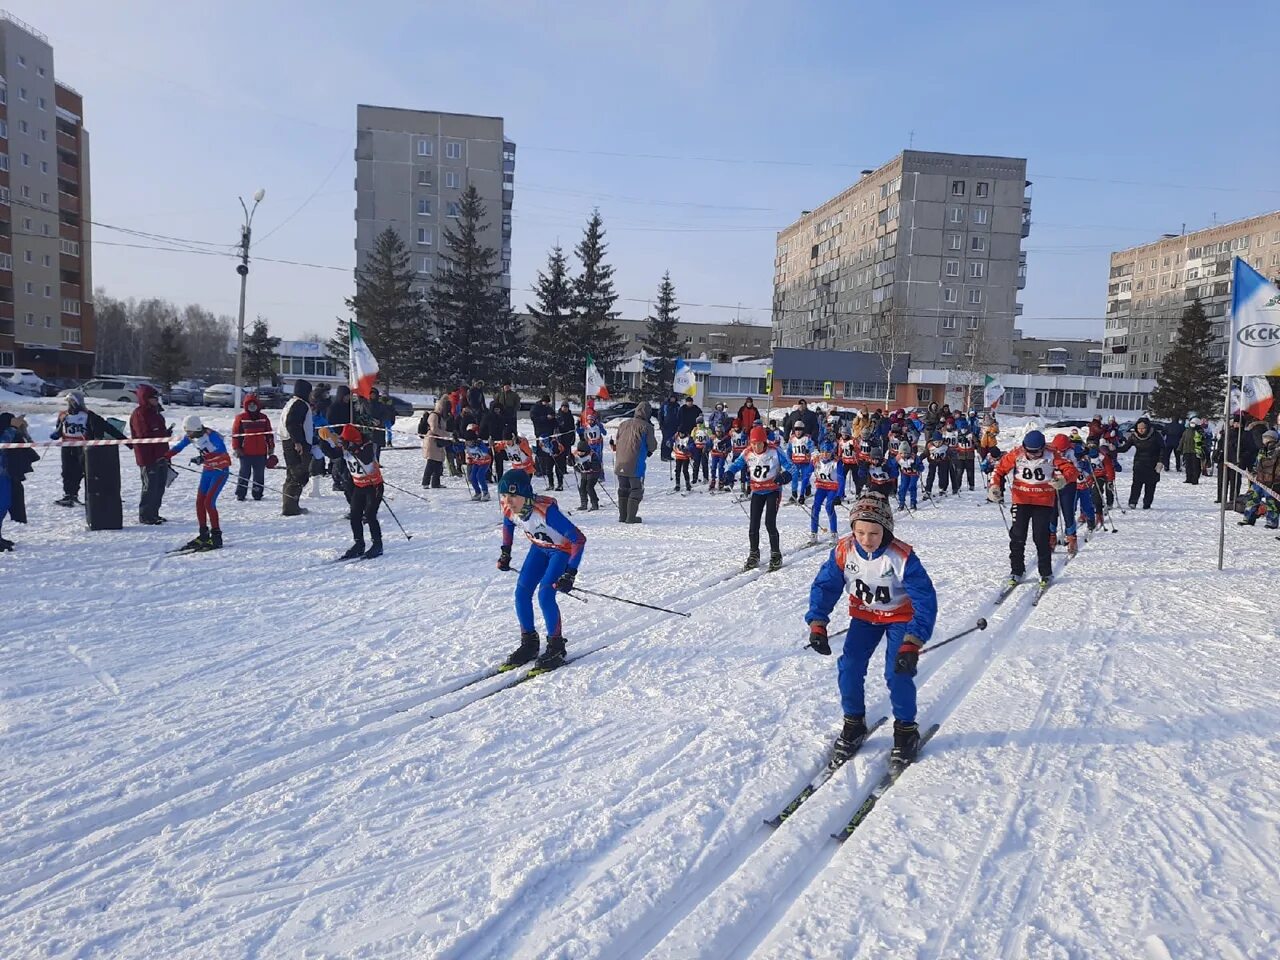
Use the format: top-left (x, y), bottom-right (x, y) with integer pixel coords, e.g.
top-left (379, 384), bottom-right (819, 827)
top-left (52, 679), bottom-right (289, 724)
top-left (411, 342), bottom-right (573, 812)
top-left (327, 186), bottom-right (684, 401)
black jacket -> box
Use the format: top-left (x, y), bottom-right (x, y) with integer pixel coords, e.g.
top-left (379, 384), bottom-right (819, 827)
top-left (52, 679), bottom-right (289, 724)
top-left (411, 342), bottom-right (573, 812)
top-left (555, 410), bottom-right (575, 441)
top-left (783, 408), bottom-right (819, 438)
top-left (530, 401), bottom-right (555, 437)
top-left (467, 386), bottom-right (485, 413)
top-left (327, 386), bottom-right (352, 426)
top-left (677, 403), bottom-right (703, 434)
top-left (480, 405), bottom-right (506, 441)
top-left (1116, 420), bottom-right (1165, 472)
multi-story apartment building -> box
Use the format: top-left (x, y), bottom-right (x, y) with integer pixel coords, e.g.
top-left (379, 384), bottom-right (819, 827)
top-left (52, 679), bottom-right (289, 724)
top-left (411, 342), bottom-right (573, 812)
top-left (355, 106), bottom-right (512, 303)
top-left (1012, 334), bottom-right (1103, 376)
top-left (0, 12), bottom-right (93, 379)
top-left (1103, 211), bottom-right (1280, 378)
top-left (773, 150), bottom-right (1031, 373)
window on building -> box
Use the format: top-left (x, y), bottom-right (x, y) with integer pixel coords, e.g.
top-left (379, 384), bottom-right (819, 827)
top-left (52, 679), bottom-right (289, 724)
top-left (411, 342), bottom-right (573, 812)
top-left (447, 201), bottom-right (461, 218)
top-left (941, 340), bottom-right (954, 356)
top-left (951, 180), bottom-right (965, 196)
top-left (44, 315), bottom-right (52, 328)
top-left (416, 227), bottom-right (432, 245)
top-left (0, 121), bottom-right (6, 138)
top-left (61, 299), bottom-right (80, 315)
top-left (419, 256), bottom-right (431, 273)
top-left (949, 234), bottom-right (962, 251)
top-left (24, 312), bottom-right (34, 326)
top-left (39, 160), bottom-right (47, 173)
top-left (62, 327), bottom-right (81, 344)
top-left (0, 253), bottom-right (10, 270)
top-left (949, 207), bottom-right (964, 223)
top-left (18, 120), bottom-right (27, 134)
top-left (17, 88), bottom-right (25, 102)
top-left (23, 251), bottom-right (31, 263)
top-left (971, 236), bottom-right (987, 252)
top-left (443, 171), bottom-right (459, 189)
top-left (943, 287), bottom-right (958, 303)
top-left (417, 138), bottom-right (433, 157)
top-left (973, 207), bottom-right (989, 225)
top-left (18, 185), bottom-right (28, 199)
top-left (37, 96), bottom-right (46, 110)
top-left (38, 129), bottom-right (46, 142)
top-left (445, 141), bottom-right (462, 160)
top-left (945, 260), bottom-right (960, 277)
top-left (44, 284), bottom-right (52, 298)
top-left (417, 169), bottom-right (432, 185)
top-left (975, 182), bottom-right (989, 197)
top-left (417, 198), bottom-right (432, 216)
top-left (968, 289), bottom-right (983, 304)
top-left (16, 55), bottom-right (25, 67)
top-left (941, 315), bottom-right (957, 330)
top-left (967, 315), bottom-right (980, 330)
top-left (41, 254), bottom-right (51, 267)
top-left (24, 281), bottom-right (32, 294)
top-left (969, 262), bottom-right (985, 278)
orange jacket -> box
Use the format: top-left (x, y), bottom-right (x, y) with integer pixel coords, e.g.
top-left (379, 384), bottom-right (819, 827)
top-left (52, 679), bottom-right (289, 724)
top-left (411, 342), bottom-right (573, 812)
top-left (993, 447), bottom-right (1079, 507)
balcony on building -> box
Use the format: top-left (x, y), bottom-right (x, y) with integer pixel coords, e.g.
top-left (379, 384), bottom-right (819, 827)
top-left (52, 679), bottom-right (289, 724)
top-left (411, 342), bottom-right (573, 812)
top-left (1017, 254), bottom-right (1028, 290)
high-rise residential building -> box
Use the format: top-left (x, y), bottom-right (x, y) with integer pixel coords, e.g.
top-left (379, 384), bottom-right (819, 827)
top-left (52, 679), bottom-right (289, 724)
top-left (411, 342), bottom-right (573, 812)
top-left (0, 11), bottom-right (93, 379)
top-left (355, 106), bottom-right (513, 302)
top-left (1102, 211), bottom-right (1280, 378)
top-left (773, 150), bottom-right (1031, 373)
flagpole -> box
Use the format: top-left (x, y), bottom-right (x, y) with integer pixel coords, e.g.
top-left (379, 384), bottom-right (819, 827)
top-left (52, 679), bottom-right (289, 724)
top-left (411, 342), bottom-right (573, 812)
top-left (1217, 259), bottom-right (1238, 571)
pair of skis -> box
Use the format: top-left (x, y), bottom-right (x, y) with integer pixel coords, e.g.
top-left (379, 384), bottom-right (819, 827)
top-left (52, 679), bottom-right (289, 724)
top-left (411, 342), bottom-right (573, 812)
top-left (764, 717), bottom-right (943, 842)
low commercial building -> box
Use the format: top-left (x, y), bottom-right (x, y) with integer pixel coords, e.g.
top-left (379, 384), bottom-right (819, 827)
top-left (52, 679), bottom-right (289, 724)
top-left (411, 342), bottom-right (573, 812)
top-left (1012, 335), bottom-right (1103, 376)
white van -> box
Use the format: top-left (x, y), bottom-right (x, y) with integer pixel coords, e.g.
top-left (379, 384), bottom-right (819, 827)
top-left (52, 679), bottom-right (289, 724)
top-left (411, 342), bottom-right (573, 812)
top-left (69, 376), bottom-right (165, 404)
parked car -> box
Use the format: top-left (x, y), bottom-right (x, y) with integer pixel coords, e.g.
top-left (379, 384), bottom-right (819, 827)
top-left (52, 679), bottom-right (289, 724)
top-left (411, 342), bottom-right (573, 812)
top-left (69, 376), bottom-right (165, 404)
top-left (44, 377), bottom-right (84, 395)
top-left (249, 385), bottom-right (287, 409)
top-left (203, 384), bottom-right (238, 407)
top-left (167, 380), bottom-right (206, 405)
top-left (598, 402), bottom-right (637, 423)
top-left (0, 367), bottom-right (49, 397)
top-left (1048, 419), bottom-right (1091, 429)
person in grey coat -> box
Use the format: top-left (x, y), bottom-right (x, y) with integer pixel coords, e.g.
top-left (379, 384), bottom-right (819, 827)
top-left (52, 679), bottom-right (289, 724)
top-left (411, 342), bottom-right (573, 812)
top-left (612, 401), bottom-right (657, 523)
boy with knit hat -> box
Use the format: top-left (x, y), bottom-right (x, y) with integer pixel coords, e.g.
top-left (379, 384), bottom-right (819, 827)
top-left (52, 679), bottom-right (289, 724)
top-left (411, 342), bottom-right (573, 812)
top-left (805, 493), bottom-right (938, 768)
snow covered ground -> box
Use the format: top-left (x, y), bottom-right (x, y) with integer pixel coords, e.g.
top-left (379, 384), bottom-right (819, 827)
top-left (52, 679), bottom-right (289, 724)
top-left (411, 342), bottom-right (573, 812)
top-left (1, 400), bottom-right (1277, 959)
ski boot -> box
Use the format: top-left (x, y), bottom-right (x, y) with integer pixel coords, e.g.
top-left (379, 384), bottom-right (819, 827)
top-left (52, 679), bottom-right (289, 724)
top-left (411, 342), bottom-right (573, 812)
top-left (890, 721), bottom-right (921, 768)
top-left (580, 498), bottom-right (589, 511)
top-left (798, 494), bottom-right (807, 506)
top-left (500, 631), bottom-right (540, 671)
top-left (534, 635), bottom-right (567, 670)
top-left (743, 550), bottom-right (760, 572)
top-left (209, 529), bottom-right (223, 550)
top-left (587, 502), bottom-right (598, 511)
top-left (1038, 575), bottom-right (1051, 590)
top-left (181, 527), bottom-right (211, 551)
top-left (807, 532), bottom-right (819, 546)
top-left (1066, 534), bottom-right (1078, 557)
top-left (1005, 573), bottom-right (1022, 591)
top-left (54, 495), bottom-right (77, 507)
top-left (831, 715), bottom-right (870, 766)
top-left (0, 537), bottom-right (13, 552)
top-left (768, 551), bottom-right (783, 572)
top-left (363, 541), bottom-right (383, 559)
top-left (788, 492), bottom-right (797, 504)
top-left (556, 482), bottom-right (563, 491)
top-left (471, 493), bottom-right (482, 502)
top-left (685, 483), bottom-right (692, 492)
top-left (830, 531), bottom-right (839, 544)
top-left (340, 542), bottom-right (365, 560)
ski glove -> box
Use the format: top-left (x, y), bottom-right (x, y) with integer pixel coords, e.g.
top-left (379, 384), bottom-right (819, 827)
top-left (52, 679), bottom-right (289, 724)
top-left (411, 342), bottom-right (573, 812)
top-left (497, 546), bottom-right (512, 571)
top-left (778, 470), bottom-right (793, 485)
top-left (987, 485), bottom-right (1003, 502)
top-left (807, 622), bottom-right (831, 656)
top-left (1049, 475), bottom-right (1067, 491)
top-left (895, 634), bottom-right (923, 676)
top-left (555, 568), bottom-right (578, 593)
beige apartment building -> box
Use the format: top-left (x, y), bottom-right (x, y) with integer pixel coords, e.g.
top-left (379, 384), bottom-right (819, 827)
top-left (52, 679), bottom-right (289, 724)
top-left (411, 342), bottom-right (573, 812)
top-left (1102, 210), bottom-right (1280, 378)
top-left (773, 150), bottom-right (1031, 373)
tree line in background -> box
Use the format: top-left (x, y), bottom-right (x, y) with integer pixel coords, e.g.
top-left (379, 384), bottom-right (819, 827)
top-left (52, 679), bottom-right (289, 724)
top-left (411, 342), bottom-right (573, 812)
top-left (93, 291), bottom-right (289, 391)
top-left (327, 185), bottom-right (682, 402)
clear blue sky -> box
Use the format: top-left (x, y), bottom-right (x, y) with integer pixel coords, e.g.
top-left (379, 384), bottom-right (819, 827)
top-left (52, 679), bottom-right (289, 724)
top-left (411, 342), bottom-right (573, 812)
top-left (17, 0), bottom-right (1280, 342)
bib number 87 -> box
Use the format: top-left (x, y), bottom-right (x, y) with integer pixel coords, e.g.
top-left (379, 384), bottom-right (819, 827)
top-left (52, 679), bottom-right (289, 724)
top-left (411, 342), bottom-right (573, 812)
top-left (751, 464), bottom-right (771, 479)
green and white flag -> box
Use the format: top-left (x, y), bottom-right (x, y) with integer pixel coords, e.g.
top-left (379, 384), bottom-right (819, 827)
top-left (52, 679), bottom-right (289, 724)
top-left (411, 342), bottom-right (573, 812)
top-left (983, 374), bottom-right (1005, 409)
top-left (349, 320), bottom-right (379, 399)
top-left (585, 354), bottom-right (610, 400)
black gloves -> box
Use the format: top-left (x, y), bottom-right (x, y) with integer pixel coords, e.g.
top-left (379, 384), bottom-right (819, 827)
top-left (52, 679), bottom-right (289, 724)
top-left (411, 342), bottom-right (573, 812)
top-left (555, 568), bottom-right (578, 593)
top-left (497, 546), bottom-right (512, 571)
top-left (779, 470), bottom-right (792, 485)
top-left (808, 622), bottom-right (831, 656)
top-left (895, 634), bottom-right (923, 676)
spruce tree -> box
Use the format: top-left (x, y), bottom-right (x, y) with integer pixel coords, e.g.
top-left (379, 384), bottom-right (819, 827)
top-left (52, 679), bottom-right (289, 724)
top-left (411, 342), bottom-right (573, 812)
top-left (569, 210), bottom-right (628, 399)
top-left (1150, 299), bottom-right (1226, 420)
top-left (525, 244), bottom-right (576, 401)
top-left (148, 323), bottom-right (188, 390)
top-left (326, 316), bottom-right (350, 376)
top-left (640, 271), bottom-right (681, 403)
top-left (429, 185), bottom-right (519, 387)
top-left (345, 227), bottom-right (429, 391)
top-left (242, 316), bottom-right (281, 387)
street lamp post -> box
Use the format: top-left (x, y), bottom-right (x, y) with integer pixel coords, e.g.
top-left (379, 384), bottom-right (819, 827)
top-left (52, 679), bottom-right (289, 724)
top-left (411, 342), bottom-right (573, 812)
top-left (233, 188), bottom-right (266, 408)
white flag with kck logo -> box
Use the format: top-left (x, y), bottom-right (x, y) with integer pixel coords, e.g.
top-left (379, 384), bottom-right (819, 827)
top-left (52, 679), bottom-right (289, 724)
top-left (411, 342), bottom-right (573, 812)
top-left (1230, 258), bottom-right (1280, 376)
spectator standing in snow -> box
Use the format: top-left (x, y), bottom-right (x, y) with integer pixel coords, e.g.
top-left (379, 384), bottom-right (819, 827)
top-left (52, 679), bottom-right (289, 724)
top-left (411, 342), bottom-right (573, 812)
top-left (279, 379), bottom-right (314, 516)
top-left (231, 392), bottom-right (275, 501)
top-left (0, 412), bottom-right (38, 550)
top-left (129, 384), bottom-right (172, 525)
top-left (613, 400), bottom-right (657, 524)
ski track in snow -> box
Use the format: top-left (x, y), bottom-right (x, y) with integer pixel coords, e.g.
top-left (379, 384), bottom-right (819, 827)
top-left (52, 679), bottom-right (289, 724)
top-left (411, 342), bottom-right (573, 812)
top-left (1, 405), bottom-right (1277, 958)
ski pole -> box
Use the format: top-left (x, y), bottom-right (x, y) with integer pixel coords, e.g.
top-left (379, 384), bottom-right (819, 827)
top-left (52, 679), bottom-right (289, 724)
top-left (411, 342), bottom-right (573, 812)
top-left (996, 499), bottom-right (1011, 533)
top-left (383, 479), bottom-right (432, 503)
top-left (380, 497), bottom-right (413, 541)
top-left (568, 586), bottom-right (691, 618)
top-left (171, 460), bottom-right (291, 498)
top-left (918, 618), bottom-right (988, 655)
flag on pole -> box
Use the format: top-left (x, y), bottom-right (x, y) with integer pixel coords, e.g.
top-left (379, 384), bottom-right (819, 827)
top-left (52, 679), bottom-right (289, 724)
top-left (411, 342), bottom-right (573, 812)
top-left (1229, 259), bottom-right (1280, 376)
top-left (585, 354), bottom-right (610, 400)
top-left (348, 320), bottom-right (379, 399)
top-left (1230, 376), bottom-right (1274, 420)
top-left (983, 374), bottom-right (1005, 409)
top-left (672, 357), bottom-right (697, 397)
